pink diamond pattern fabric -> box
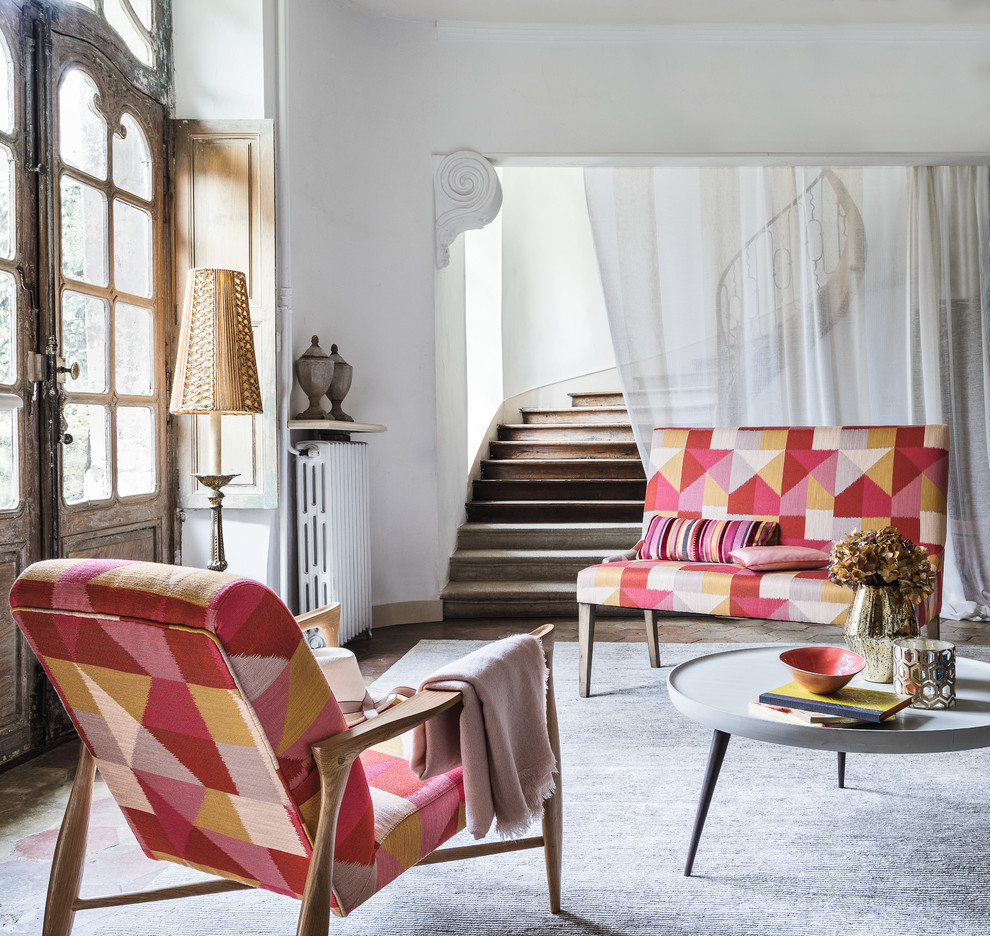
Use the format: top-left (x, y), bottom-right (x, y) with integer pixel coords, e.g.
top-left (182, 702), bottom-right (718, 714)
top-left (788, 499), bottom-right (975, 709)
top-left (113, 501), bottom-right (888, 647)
top-left (10, 559), bottom-right (467, 917)
top-left (579, 426), bottom-right (950, 628)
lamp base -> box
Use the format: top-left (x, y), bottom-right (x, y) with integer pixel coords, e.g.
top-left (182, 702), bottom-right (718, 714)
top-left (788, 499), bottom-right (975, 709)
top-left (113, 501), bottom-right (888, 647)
top-left (195, 473), bottom-right (239, 572)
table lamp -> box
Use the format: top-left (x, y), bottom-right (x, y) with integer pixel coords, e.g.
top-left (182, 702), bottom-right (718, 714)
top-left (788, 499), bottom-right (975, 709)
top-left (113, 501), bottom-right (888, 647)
top-left (169, 268), bottom-right (262, 571)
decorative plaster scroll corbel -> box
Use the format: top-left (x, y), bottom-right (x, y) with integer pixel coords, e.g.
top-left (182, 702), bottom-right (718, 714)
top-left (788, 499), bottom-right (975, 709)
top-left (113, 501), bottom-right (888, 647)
top-left (434, 150), bottom-right (503, 269)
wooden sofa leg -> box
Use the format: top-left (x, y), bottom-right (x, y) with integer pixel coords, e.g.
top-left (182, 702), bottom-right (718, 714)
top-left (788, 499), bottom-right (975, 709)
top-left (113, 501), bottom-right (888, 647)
top-left (926, 614), bottom-right (941, 640)
top-left (644, 610), bottom-right (661, 668)
top-left (43, 743), bottom-right (96, 936)
top-left (578, 604), bottom-right (596, 698)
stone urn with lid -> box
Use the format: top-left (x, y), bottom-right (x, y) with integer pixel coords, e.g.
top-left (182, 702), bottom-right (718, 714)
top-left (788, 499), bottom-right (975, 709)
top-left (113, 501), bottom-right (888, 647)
top-left (293, 336), bottom-right (334, 419)
top-left (325, 343), bottom-right (353, 421)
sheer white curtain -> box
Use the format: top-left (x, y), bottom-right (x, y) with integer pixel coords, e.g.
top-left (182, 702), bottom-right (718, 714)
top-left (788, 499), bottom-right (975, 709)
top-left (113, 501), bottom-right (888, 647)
top-left (584, 165), bottom-right (990, 620)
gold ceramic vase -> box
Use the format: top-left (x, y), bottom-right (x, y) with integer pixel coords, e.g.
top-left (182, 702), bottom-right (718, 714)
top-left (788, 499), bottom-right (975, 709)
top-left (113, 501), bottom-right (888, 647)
top-left (843, 585), bottom-right (919, 683)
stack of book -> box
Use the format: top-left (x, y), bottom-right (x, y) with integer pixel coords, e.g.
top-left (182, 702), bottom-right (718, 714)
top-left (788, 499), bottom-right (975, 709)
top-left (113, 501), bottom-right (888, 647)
top-left (750, 681), bottom-right (913, 727)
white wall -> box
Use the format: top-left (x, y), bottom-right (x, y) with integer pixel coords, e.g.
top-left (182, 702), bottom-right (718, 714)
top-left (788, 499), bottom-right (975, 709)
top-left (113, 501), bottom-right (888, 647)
top-left (175, 0), bottom-right (990, 616)
top-left (173, 0), bottom-right (267, 120)
top-left (464, 214), bottom-right (502, 471)
top-left (500, 167), bottom-right (612, 399)
top-left (434, 237), bottom-right (467, 619)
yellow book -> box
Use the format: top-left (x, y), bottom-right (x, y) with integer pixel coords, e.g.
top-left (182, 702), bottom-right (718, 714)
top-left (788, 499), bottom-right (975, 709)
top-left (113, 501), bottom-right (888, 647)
top-left (758, 681), bottom-right (912, 722)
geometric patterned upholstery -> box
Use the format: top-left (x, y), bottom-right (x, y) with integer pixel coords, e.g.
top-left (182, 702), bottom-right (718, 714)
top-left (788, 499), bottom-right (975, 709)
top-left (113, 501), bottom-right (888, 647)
top-left (10, 559), bottom-right (466, 916)
top-left (577, 425), bottom-right (950, 628)
top-left (362, 748), bottom-right (465, 894)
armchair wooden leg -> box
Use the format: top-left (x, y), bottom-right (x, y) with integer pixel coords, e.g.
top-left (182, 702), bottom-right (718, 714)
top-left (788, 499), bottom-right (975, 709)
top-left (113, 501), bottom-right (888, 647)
top-left (296, 749), bottom-right (355, 936)
top-left (539, 634), bottom-right (562, 913)
top-left (43, 743), bottom-right (96, 936)
top-left (578, 603), bottom-right (595, 698)
top-left (644, 610), bottom-right (661, 668)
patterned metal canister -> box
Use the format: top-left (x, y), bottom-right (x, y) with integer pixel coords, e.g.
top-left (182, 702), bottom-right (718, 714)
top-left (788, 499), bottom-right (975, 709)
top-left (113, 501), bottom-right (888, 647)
top-left (892, 638), bottom-right (956, 709)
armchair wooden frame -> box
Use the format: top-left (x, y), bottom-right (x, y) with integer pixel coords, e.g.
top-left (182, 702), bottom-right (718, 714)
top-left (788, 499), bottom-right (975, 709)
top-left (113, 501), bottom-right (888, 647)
top-left (39, 616), bottom-right (562, 936)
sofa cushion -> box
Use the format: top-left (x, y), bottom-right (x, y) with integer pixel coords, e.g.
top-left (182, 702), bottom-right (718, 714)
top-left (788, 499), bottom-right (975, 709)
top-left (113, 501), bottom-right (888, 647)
top-left (638, 516), bottom-right (778, 562)
top-left (577, 558), bottom-right (856, 626)
top-left (729, 545), bottom-right (831, 571)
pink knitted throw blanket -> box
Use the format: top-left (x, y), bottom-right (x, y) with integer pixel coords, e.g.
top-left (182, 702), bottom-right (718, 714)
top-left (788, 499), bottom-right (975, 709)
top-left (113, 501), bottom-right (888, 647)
top-left (409, 634), bottom-right (556, 839)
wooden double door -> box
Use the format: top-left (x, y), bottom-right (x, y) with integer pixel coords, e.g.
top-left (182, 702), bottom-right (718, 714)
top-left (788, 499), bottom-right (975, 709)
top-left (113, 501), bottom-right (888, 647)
top-left (0, 4), bottom-right (172, 764)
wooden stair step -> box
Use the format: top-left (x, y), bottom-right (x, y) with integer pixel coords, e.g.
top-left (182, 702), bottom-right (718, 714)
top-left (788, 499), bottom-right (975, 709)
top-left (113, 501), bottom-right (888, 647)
top-left (465, 500), bottom-right (643, 523)
top-left (448, 548), bottom-right (618, 582)
top-left (472, 479), bottom-right (647, 501)
top-left (520, 406), bottom-right (630, 425)
top-left (490, 440), bottom-right (641, 460)
top-left (441, 580), bottom-right (641, 618)
top-left (455, 522), bottom-right (641, 550)
top-left (568, 391), bottom-right (625, 407)
top-left (481, 458), bottom-right (645, 480)
top-left (498, 423), bottom-right (635, 442)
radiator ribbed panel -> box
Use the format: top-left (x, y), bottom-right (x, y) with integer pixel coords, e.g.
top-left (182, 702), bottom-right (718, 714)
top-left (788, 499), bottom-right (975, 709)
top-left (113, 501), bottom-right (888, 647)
top-left (295, 441), bottom-right (372, 642)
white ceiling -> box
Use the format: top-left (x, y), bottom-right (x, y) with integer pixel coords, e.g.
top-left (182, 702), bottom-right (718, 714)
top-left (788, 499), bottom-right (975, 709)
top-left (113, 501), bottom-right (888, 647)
top-left (343, 0), bottom-right (990, 27)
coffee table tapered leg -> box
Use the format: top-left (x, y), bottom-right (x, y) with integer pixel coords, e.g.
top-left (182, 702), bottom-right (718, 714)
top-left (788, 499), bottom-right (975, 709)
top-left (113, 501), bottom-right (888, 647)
top-left (837, 751), bottom-right (846, 789)
top-left (684, 729), bottom-right (731, 876)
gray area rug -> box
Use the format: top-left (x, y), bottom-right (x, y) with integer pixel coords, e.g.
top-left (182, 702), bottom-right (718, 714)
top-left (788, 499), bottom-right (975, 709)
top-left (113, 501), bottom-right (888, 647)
top-left (85, 642), bottom-right (990, 934)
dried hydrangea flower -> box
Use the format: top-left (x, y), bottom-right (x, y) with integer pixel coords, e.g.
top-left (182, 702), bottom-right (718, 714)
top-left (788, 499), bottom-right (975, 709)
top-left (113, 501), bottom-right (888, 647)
top-left (827, 526), bottom-right (934, 604)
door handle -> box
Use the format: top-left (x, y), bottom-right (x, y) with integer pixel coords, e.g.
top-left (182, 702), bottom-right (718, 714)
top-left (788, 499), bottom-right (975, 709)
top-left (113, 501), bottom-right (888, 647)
top-left (57, 360), bottom-right (80, 381)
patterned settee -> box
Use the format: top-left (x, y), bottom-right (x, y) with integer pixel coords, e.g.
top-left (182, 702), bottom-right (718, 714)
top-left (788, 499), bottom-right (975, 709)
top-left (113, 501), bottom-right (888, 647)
top-left (576, 426), bottom-right (950, 696)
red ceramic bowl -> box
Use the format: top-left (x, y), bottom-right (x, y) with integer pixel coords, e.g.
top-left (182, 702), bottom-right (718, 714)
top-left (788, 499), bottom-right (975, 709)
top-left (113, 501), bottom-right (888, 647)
top-left (779, 646), bottom-right (866, 694)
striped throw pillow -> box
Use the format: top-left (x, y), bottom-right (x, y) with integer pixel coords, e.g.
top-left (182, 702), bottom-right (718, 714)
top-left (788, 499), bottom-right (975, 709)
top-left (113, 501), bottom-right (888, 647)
top-left (637, 517), bottom-right (706, 561)
top-left (638, 516), bottom-right (778, 563)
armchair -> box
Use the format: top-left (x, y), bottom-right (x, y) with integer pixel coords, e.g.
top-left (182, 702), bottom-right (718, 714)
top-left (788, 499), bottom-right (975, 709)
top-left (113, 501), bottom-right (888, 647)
top-left (9, 559), bottom-right (561, 936)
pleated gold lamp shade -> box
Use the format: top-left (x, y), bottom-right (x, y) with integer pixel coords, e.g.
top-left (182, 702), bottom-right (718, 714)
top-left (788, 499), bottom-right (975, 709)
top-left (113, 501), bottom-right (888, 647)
top-left (169, 268), bottom-right (262, 572)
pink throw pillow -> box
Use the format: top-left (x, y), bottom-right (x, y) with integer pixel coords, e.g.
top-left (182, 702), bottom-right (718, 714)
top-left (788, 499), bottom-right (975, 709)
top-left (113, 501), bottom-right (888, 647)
top-left (729, 545), bottom-right (830, 571)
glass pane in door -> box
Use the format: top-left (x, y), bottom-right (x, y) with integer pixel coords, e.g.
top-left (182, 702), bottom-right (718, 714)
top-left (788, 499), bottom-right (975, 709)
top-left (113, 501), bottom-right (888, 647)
top-left (58, 70), bottom-right (107, 180)
top-left (116, 406), bottom-right (154, 496)
top-left (0, 31), bottom-right (11, 135)
top-left (0, 410), bottom-right (14, 509)
top-left (114, 302), bottom-right (152, 395)
top-left (0, 270), bottom-right (13, 384)
top-left (61, 291), bottom-right (108, 393)
top-left (112, 199), bottom-right (151, 297)
top-left (104, 0), bottom-right (153, 67)
top-left (0, 143), bottom-right (13, 260)
top-left (61, 177), bottom-right (108, 286)
top-left (62, 403), bottom-right (110, 504)
top-left (112, 113), bottom-right (152, 200)
top-left (133, 0), bottom-right (153, 30)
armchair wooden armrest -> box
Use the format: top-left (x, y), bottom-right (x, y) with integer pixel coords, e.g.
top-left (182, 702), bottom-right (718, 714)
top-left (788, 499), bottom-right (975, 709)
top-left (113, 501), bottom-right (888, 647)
top-left (295, 603), bottom-right (341, 648)
top-left (314, 689), bottom-right (462, 762)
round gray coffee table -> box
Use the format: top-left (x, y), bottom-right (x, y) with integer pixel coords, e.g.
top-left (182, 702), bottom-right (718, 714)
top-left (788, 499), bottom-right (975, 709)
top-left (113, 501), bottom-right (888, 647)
top-left (666, 645), bottom-right (990, 875)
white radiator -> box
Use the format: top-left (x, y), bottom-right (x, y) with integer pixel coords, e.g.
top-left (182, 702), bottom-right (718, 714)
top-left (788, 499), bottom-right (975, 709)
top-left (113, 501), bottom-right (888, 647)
top-left (294, 441), bottom-right (372, 643)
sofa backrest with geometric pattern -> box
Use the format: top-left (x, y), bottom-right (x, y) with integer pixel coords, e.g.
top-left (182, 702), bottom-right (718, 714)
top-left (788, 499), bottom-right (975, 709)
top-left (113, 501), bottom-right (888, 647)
top-left (9, 558), bottom-right (375, 900)
top-left (643, 426), bottom-right (950, 616)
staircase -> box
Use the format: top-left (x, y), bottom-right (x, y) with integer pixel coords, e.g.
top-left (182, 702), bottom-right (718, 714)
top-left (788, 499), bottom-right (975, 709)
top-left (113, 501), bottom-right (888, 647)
top-left (442, 391), bottom-right (647, 618)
